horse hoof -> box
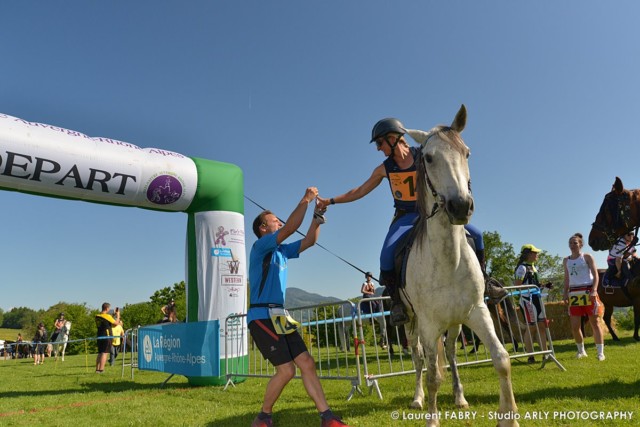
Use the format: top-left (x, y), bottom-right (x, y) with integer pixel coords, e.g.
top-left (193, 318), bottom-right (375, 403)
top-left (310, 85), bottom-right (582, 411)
top-left (410, 400), bottom-right (423, 410)
top-left (456, 400), bottom-right (469, 409)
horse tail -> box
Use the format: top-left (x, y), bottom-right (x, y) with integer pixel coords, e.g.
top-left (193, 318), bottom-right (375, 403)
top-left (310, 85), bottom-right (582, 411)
top-left (437, 336), bottom-right (446, 378)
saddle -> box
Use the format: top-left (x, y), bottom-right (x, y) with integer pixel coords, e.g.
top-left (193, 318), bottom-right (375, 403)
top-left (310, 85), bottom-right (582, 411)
top-left (603, 263), bottom-right (632, 288)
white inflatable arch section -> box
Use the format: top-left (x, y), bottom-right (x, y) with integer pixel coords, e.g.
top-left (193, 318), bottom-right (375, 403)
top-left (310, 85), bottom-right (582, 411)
top-left (0, 113), bottom-right (246, 385)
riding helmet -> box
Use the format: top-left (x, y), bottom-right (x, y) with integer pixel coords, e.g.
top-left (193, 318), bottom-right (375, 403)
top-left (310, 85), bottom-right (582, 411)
top-left (370, 118), bottom-right (406, 142)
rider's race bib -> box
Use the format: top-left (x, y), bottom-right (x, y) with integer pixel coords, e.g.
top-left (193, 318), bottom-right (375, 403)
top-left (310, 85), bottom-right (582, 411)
top-left (268, 307), bottom-right (300, 335)
top-left (569, 289), bottom-right (590, 307)
top-left (388, 171), bottom-right (417, 201)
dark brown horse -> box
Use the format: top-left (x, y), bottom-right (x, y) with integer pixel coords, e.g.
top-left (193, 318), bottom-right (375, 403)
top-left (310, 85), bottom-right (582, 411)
top-left (589, 177), bottom-right (640, 341)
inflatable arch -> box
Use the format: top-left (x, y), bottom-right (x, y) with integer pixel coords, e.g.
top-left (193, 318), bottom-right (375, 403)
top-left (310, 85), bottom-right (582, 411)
top-left (0, 113), bottom-right (247, 385)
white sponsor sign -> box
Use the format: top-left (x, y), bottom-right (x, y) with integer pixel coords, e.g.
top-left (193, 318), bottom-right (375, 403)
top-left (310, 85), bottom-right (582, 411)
top-left (194, 211), bottom-right (247, 358)
top-left (0, 113), bottom-right (196, 211)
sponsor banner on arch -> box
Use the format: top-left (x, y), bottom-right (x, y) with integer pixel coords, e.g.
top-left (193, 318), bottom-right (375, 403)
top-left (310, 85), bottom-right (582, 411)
top-left (194, 210), bottom-right (247, 358)
top-left (0, 113), bottom-right (196, 211)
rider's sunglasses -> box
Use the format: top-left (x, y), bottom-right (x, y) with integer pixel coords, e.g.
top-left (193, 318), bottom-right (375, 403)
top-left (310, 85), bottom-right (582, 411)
top-left (375, 134), bottom-right (396, 148)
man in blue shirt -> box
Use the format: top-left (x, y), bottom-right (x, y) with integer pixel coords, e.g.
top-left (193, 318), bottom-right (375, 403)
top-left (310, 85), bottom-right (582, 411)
top-left (248, 187), bottom-right (348, 427)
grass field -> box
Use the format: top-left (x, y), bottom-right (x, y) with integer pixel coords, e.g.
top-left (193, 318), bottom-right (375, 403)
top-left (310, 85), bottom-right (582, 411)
top-left (1, 330), bottom-right (639, 427)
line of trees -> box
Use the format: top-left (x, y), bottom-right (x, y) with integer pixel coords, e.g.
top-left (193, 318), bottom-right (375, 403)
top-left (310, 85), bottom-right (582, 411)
top-left (0, 281), bottom-right (186, 356)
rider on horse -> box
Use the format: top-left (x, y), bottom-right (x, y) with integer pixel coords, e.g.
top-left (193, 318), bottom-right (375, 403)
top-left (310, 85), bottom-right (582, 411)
top-left (607, 232), bottom-right (638, 283)
top-left (50, 313), bottom-right (65, 343)
top-left (318, 118), bottom-right (417, 325)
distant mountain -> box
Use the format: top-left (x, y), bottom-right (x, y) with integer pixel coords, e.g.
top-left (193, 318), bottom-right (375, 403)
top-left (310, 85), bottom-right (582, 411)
top-left (284, 287), bottom-right (343, 308)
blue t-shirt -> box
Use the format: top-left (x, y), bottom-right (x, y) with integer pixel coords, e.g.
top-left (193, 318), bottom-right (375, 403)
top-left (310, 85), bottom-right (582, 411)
top-left (247, 230), bottom-right (301, 323)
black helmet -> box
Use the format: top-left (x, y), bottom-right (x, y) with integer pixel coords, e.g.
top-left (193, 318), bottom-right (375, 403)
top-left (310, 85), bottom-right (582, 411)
top-left (370, 118), bottom-right (406, 142)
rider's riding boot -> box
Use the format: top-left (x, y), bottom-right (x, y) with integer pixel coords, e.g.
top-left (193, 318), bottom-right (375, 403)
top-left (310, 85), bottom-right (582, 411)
top-left (381, 270), bottom-right (409, 326)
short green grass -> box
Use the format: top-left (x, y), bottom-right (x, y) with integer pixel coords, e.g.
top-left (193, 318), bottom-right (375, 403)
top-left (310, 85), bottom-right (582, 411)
top-left (1, 331), bottom-right (638, 427)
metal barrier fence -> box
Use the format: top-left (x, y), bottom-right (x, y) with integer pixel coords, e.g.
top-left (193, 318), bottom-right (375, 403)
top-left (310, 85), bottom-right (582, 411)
top-left (222, 284), bottom-right (565, 402)
top-left (121, 328), bottom-right (138, 379)
top-left (358, 284), bottom-right (566, 400)
top-left (223, 300), bottom-right (364, 399)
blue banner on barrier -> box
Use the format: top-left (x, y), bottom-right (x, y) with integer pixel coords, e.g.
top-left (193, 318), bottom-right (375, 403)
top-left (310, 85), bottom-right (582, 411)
top-left (138, 320), bottom-right (219, 377)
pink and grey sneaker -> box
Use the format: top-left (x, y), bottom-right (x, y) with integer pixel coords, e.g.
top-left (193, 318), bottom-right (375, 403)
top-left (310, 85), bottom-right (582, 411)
top-left (251, 415), bottom-right (273, 427)
top-left (320, 416), bottom-right (350, 427)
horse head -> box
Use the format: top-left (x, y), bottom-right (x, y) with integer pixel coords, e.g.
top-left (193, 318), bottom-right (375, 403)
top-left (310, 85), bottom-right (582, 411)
top-left (408, 104), bottom-right (474, 225)
top-left (589, 177), bottom-right (640, 251)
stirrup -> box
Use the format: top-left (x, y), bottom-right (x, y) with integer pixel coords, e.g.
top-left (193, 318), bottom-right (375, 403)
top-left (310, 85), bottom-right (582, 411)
top-left (390, 304), bottom-right (409, 326)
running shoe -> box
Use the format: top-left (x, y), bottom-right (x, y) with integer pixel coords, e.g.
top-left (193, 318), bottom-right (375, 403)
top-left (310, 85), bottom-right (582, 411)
top-left (320, 417), bottom-right (350, 427)
top-left (251, 416), bottom-right (272, 427)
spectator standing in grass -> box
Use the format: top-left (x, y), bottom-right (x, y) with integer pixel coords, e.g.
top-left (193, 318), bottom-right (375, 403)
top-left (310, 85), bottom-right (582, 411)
top-left (32, 322), bottom-right (47, 365)
top-left (109, 308), bottom-right (125, 366)
top-left (563, 233), bottom-right (605, 361)
top-left (95, 302), bottom-right (120, 373)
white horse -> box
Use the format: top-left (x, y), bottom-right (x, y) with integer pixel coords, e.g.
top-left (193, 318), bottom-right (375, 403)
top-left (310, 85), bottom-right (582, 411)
top-left (54, 321), bottom-right (72, 361)
top-left (403, 105), bottom-right (518, 427)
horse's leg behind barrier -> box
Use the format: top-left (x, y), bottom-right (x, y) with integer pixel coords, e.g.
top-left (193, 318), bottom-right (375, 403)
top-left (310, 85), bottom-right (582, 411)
top-left (467, 306), bottom-right (519, 427)
top-left (445, 325), bottom-right (469, 409)
top-left (502, 297), bottom-right (526, 352)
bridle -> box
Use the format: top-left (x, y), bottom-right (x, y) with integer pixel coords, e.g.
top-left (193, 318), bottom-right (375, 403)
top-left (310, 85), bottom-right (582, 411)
top-left (417, 132), bottom-right (472, 221)
top-left (591, 191), bottom-right (637, 247)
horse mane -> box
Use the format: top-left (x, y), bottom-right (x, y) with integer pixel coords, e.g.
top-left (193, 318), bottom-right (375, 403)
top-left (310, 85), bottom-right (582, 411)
top-left (414, 126), bottom-right (468, 247)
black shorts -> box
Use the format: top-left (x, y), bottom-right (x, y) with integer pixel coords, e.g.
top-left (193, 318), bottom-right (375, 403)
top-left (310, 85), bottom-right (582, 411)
top-left (249, 319), bottom-right (307, 366)
top-left (97, 336), bottom-right (112, 354)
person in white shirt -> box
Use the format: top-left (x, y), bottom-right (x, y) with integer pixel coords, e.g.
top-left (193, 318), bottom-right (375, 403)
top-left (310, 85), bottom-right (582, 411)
top-left (563, 233), bottom-right (605, 361)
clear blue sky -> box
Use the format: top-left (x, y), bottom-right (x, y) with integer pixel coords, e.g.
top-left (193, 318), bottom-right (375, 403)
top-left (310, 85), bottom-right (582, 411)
top-left (2, 1), bottom-right (639, 312)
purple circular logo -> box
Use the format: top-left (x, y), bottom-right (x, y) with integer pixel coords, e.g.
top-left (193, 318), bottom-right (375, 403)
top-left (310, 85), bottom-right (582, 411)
top-left (146, 175), bottom-right (183, 205)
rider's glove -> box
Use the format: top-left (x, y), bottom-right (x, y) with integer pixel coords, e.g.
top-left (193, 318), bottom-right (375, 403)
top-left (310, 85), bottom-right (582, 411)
top-left (313, 207), bottom-right (327, 224)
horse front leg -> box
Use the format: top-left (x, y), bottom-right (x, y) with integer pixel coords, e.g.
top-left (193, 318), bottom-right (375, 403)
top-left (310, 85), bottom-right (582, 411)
top-left (424, 336), bottom-right (445, 427)
top-left (446, 325), bottom-right (468, 409)
top-left (467, 307), bottom-right (519, 427)
top-left (407, 329), bottom-right (425, 409)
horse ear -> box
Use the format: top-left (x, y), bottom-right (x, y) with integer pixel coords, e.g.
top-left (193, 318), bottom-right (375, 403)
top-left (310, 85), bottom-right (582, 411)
top-left (405, 129), bottom-right (432, 145)
top-left (613, 177), bottom-right (624, 193)
top-left (450, 104), bottom-right (467, 133)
